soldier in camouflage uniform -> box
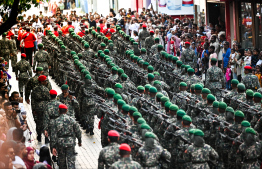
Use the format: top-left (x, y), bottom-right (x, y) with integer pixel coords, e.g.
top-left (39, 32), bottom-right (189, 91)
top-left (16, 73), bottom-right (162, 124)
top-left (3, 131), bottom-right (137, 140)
top-left (236, 127), bottom-right (262, 169)
top-left (25, 67), bottom-right (52, 104)
top-left (107, 66), bottom-right (119, 87)
top-left (15, 53), bottom-right (32, 97)
top-left (111, 143), bottom-right (141, 169)
top-left (43, 89), bottom-right (62, 147)
top-left (184, 129), bottom-right (219, 169)
top-left (144, 31), bottom-right (155, 50)
top-left (150, 38), bottom-right (160, 55)
top-left (173, 82), bottom-right (189, 111)
top-left (223, 79), bottom-right (239, 105)
top-left (138, 25), bottom-right (150, 48)
top-left (250, 92), bottom-right (262, 127)
top-left (137, 132), bottom-right (171, 168)
top-left (0, 32), bottom-right (13, 67)
top-left (57, 84), bottom-right (80, 118)
top-left (185, 68), bottom-right (202, 92)
top-left (205, 58), bottom-right (225, 101)
top-left (98, 130), bottom-right (120, 169)
top-left (33, 43), bottom-right (50, 76)
top-left (31, 75), bottom-right (50, 142)
top-left (52, 104), bottom-right (82, 169)
top-left (242, 66), bottom-right (260, 91)
top-left (10, 35), bottom-right (17, 72)
top-left (230, 83), bottom-right (247, 109)
top-left (180, 42), bottom-right (197, 68)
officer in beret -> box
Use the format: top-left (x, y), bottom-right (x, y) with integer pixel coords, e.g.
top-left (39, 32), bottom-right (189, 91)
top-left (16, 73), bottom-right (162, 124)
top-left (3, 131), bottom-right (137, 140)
top-left (33, 43), bottom-right (51, 76)
top-left (0, 32), bottom-right (13, 67)
top-left (144, 30), bottom-right (155, 50)
top-left (111, 143), bottom-right (141, 169)
top-left (51, 104), bottom-right (82, 169)
top-left (180, 42), bottom-right (197, 68)
top-left (98, 130), bottom-right (120, 169)
top-left (31, 75), bottom-right (50, 142)
top-left (138, 24), bottom-right (150, 48)
top-left (150, 38), bottom-right (160, 55)
top-left (224, 79), bottom-right (239, 104)
top-left (242, 66), bottom-right (260, 91)
top-left (230, 83), bottom-right (247, 109)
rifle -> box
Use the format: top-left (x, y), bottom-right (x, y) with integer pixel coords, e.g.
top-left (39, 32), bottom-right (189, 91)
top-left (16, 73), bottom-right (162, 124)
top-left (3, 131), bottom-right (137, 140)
top-left (219, 133), bottom-right (243, 145)
top-left (119, 133), bottom-right (143, 147)
top-left (108, 124), bottom-right (132, 135)
top-left (164, 131), bottom-right (190, 144)
top-left (109, 117), bottom-right (128, 128)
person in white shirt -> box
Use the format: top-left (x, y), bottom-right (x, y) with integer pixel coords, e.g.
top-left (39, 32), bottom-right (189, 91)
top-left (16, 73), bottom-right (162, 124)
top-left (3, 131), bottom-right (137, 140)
top-left (12, 142), bottom-right (27, 169)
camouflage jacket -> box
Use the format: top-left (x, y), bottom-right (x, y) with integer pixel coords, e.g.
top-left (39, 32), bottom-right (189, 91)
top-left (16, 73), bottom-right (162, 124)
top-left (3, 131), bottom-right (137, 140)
top-left (33, 50), bottom-right (50, 70)
top-left (184, 144), bottom-right (219, 169)
top-left (98, 142), bottom-right (120, 169)
top-left (15, 59), bottom-right (32, 79)
top-left (144, 36), bottom-right (155, 49)
top-left (25, 74), bottom-right (52, 100)
top-left (137, 145), bottom-right (171, 167)
top-left (180, 48), bottom-right (197, 68)
top-left (205, 65), bottom-right (225, 89)
top-left (242, 73), bottom-right (260, 91)
top-left (31, 84), bottom-right (50, 111)
top-left (51, 114), bottom-right (81, 148)
top-left (111, 157), bottom-right (142, 169)
top-left (138, 30), bottom-right (150, 41)
top-left (43, 100), bottom-right (62, 131)
top-left (0, 37), bottom-right (13, 54)
top-left (57, 94), bottom-right (80, 117)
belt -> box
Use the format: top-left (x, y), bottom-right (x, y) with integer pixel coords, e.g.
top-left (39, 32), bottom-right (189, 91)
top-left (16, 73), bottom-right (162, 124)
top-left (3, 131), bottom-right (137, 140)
top-left (244, 159), bottom-right (258, 163)
top-left (192, 161), bottom-right (207, 164)
top-left (59, 135), bottom-right (73, 138)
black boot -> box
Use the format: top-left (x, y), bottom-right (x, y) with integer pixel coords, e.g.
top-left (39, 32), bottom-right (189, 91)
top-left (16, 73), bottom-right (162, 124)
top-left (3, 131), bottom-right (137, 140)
top-left (86, 125), bottom-right (90, 134)
top-left (37, 135), bottom-right (41, 142)
top-left (45, 137), bottom-right (49, 144)
top-left (20, 92), bottom-right (23, 98)
top-left (52, 155), bottom-right (57, 162)
top-left (90, 128), bottom-right (94, 135)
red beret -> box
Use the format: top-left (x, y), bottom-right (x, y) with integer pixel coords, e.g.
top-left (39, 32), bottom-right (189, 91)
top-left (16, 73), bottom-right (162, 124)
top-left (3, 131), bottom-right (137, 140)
top-left (119, 143), bottom-right (131, 151)
top-left (38, 75), bottom-right (47, 82)
top-left (59, 104), bottom-right (68, 109)
top-left (110, 28), bottom-right (115, 33)
top-left (49, 89), bottom-right (57, 95)
top-left (244, 66), bottom-right (252, 70)
top-left (150, 30), bottom-right (154, 34)
top-left (108, 130), bottom-right (120, 137)
top-left (142, 24), bottom-right (147, 28)
top-left (185, 42), bottom-right (190, 45)
top-left (21, 53), bottom-right (26, 58)
top-left (170, 41), bottom-right (174, 44)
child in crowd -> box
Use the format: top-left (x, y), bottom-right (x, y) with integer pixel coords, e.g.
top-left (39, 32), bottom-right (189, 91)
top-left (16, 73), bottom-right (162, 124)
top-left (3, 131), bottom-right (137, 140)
top-left (225, 64), bottom-right (232, 90)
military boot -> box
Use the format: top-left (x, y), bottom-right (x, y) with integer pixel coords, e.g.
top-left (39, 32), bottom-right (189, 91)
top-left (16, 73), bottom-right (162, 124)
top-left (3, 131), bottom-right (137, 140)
top-left (89, 128), bottom-right (94, 135)
top-left (85, 125), bottom-right (90, 134)
top-left (20, 92), bottom-right (23, 98)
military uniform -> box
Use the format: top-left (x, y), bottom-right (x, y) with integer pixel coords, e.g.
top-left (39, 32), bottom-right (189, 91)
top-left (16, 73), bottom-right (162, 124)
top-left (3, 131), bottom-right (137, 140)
top-left (0, 35), bottom-right (13, 67)
top-left (15, 58), bottom-right (32, 95)
top-left (144, 35), bottom-right (155, 50)
top-left (33, 49), bottom-right (50, 76)
top-left (98, 142), bottom-right (120, 169)
top-left (205, 65), bottom-right (225, 101)
top-left (242, 73), bottom-right (260, 91)
top-left (111, 157), bottom-right (141, 169)
top-left (52, 113), bottom-right (81, 169)
top-left (57, 94), bottom-right (80, 117)
top-left (10, 37), bottom-right (17, 71)
top-left (180, 48), bottom-right (197, 68)
top-left (138, 29), bottom-right (150, 48)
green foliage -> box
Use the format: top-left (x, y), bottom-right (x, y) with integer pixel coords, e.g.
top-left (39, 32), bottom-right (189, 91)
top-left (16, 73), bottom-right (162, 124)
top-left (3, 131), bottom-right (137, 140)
top-left (0, 0), bottom-right (39, 21)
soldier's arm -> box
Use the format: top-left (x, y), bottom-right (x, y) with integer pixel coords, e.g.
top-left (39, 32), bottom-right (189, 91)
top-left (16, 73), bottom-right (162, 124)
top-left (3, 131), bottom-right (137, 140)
top-left (205, 70), bottom-right (210, 86)
top-left (27, 63), bottom-right (32, 77)
top-left (9, 41), bottom-right (13, 54)
top-left (73, 120), bottom-right (82, 144)
top-left (220, 71), bottom-right (225, 88)
top-left (51, 122), bottom-right (58, 149)
top-left (25, 79), bottom-right (32, 100)
top-left (98, 150), bottom-right (105, 169)
top-left (43, 107), bottom-right (49, 131)
top-left (15, 62), bottom-right (19, 77)
top-left (209, 146), bottom-right (219, 160)
top-left (161, 148), bottom-right (171, 162)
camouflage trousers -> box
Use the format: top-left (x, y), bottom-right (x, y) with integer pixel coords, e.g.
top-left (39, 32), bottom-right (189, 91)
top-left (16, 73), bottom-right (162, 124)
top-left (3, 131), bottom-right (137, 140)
top-left (34, 111), bottom-right (44, 137)
top-left (140, 40), bottom-right (146, 48)
top-left (10, 54), bottom-right (17, 71)
top-left (18, 78), bottom-right (29, 94)
top-left (82, 107), bottom-right (95, 128)
top-left (210, 88), bottom-right (222, 101)
top-left (57, 146), bottom-right (75, 169)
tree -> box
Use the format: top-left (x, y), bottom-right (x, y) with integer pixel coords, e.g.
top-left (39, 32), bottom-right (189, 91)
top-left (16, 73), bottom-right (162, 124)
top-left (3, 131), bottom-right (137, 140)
top-left (0, 0), bottom-right (39, 35)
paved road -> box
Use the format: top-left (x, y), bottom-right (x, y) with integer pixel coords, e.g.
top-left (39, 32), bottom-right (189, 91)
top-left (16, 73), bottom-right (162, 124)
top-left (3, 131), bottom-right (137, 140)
top-left (9, 54), bottom-right (102, 168)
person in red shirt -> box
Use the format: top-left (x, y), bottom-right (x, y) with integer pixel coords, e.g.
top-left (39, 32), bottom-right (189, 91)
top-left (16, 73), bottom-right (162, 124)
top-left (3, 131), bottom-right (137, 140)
top-left (62, 21), bottom-right (74, 34)
top-left (53, 26), bottom-right (59, 37)
top-left (17, 28), bottom-right (26, 52)
top-left (22, 27), bottom-right (36, 66)
top-left (77, 26), bottom-right (85, 37)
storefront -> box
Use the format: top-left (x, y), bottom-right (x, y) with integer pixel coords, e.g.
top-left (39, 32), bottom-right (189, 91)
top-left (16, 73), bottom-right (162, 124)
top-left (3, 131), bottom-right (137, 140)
top-left (206, 0), bottom-right (262, 49)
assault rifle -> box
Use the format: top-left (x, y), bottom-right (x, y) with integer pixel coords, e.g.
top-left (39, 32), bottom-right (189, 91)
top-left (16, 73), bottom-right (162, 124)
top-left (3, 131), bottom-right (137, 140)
top-left (119, 133), bottom-right (143, 147)
top-left (164, 131), bottom-right (190, 144)
top-left (219, 133), bottom-right (243, 145)
top-left (108, 124), bottom-right (132, 136)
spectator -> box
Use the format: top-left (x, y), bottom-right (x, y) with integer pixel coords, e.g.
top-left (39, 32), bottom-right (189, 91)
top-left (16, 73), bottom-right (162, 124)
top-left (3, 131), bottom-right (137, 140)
top-left (12, 142), bottom-right (27, 169)
top-left (38, 146), bottom-right (52, 169)
top-left (226, 64), bottom-right (232, 90)
top-left (23, 147), bottom-right (38, 169)
top-left (209, 45), bottom-right (217, 68)
top-left (251, 48), bottom-right (260, 68)
top-left (222, 41), bottom-right (231, 69)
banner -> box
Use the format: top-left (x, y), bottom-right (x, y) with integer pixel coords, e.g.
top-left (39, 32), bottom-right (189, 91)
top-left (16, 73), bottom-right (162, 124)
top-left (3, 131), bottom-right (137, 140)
top-left (157, 0), bottom-right (194, 15)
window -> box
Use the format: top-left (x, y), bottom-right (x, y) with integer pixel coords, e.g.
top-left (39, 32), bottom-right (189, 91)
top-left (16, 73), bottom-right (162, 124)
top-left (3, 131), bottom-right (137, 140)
top-left (240, 2), bottom-right (253, 49)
